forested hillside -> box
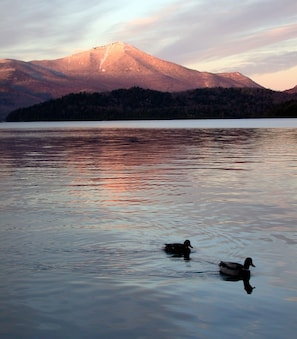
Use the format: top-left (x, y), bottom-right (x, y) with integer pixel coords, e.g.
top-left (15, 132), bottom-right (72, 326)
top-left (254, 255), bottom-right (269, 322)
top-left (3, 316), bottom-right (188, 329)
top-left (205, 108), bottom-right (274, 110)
top-left (6, 87), bottom-right (297, 121)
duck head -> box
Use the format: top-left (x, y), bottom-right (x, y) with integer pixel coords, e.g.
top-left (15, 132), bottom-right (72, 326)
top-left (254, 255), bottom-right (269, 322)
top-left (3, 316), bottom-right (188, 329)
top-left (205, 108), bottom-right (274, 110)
top-left (243, 257), bottom-right (255, 269)
top-left (184, 240), bottom-right (193, 248)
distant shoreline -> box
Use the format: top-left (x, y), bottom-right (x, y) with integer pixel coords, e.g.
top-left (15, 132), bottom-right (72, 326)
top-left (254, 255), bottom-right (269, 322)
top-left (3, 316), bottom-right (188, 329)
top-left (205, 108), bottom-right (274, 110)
top-left (2, 118), bottom-right (297, 130)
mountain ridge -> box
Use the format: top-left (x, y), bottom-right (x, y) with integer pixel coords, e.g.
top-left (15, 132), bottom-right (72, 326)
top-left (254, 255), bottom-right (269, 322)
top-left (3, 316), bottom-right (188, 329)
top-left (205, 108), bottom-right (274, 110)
top-left (0, 41), bottom-right (273, 120)
top-left (32, 42), bottom-right (260, 87)
top-left (284, 85), bottom-right (297, 94)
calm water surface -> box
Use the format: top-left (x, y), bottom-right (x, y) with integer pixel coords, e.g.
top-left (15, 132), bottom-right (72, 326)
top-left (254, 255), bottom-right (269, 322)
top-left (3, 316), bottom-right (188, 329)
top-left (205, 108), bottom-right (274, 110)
top-left (1, 120), bottom-right (297, 338)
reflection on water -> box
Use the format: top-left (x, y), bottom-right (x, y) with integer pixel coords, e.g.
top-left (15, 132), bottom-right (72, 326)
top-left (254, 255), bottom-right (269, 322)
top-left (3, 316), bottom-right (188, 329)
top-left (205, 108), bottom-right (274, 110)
top-left (0, 122), bottom-right (297, 338)
top-left (220, 274), bottom-right (256, 295)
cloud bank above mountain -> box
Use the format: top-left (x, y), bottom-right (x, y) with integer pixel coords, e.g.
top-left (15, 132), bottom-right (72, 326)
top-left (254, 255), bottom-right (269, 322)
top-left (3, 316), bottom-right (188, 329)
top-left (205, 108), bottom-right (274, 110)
top-left (0, 0), bottom-right (296, 90)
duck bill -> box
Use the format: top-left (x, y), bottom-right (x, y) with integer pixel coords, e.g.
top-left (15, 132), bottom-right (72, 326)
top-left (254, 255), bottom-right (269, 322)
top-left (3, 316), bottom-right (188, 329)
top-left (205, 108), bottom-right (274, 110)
top-left (189, 244), bottom-right (193, 248)
top-left (251, 262), bottom-right (255, 267)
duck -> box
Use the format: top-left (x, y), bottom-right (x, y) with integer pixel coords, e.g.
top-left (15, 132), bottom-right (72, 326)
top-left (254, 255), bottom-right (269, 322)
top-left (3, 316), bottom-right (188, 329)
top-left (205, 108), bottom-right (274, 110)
top-left (219, 257), bottom-right (255, 279)
top-left (164, 240), bottom-right (193, 258)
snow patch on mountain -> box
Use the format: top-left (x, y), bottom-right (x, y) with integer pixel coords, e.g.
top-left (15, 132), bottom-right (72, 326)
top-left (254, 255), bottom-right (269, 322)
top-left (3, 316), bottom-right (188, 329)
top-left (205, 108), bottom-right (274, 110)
top-left (99, 44), bottom-right (111, 71)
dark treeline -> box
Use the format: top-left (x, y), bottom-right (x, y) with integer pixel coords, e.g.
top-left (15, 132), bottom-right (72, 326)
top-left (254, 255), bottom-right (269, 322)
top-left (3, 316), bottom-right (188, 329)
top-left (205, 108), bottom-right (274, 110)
top-left (6, 87), bottom-right (297, 121)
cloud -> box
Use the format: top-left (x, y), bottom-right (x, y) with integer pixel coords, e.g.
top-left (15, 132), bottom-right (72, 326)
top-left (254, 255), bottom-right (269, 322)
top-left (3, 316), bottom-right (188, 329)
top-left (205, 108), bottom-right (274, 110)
top-left (236, 50), bottom-right (297, 75)
top-left (0, 0), bottom-right (114, 59)
top-left (107, 0), bottom-right (297, 89)
top-left (197, 23), bottom-right (297, 64)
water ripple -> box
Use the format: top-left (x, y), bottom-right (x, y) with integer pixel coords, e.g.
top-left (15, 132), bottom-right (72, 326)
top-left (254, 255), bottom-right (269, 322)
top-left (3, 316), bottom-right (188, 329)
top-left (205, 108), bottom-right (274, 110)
top-left (1, 124), bottom-right (297, 338)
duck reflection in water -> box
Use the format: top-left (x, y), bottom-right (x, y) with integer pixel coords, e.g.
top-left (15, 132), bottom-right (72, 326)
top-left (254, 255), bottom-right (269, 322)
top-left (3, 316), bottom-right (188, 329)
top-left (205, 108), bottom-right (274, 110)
top-left (219, 257), bottom-right (256, 294)
top-left (164, 240), bottom-right (193, 260)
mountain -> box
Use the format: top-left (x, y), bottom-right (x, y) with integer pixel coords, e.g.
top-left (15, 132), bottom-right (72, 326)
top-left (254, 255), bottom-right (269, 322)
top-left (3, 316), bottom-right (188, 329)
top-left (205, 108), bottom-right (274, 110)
top-left (32, 42), bottom-right (261, 89)
top-left (0, 41), bottom-right (262, 120)
top-left (284, 85), bottom-right (297, 94)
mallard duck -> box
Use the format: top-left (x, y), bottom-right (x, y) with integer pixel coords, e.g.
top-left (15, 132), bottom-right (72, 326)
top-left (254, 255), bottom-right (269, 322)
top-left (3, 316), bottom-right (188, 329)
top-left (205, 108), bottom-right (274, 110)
top-left (164, 240), bottom-right (193, 257)
top-left (219, 257), bottom-right (255, 278)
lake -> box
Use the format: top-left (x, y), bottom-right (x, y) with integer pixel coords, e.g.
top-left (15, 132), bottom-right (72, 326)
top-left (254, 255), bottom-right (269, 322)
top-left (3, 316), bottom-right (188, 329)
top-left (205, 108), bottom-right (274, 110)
top-left (0, 119), bottom-right (297, 338)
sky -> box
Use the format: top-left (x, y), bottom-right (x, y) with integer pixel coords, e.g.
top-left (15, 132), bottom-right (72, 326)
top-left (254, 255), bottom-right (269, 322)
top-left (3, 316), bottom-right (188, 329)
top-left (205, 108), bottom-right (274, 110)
top-left (1, 0), bottom-right (297, 91)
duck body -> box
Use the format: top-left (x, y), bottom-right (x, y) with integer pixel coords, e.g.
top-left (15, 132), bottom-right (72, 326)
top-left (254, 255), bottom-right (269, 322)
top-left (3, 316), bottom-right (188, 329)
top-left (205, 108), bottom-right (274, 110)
top-left (219, 257), bottom-right (255, 279)
top-left (164, 240), bottom-right (193, 258)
